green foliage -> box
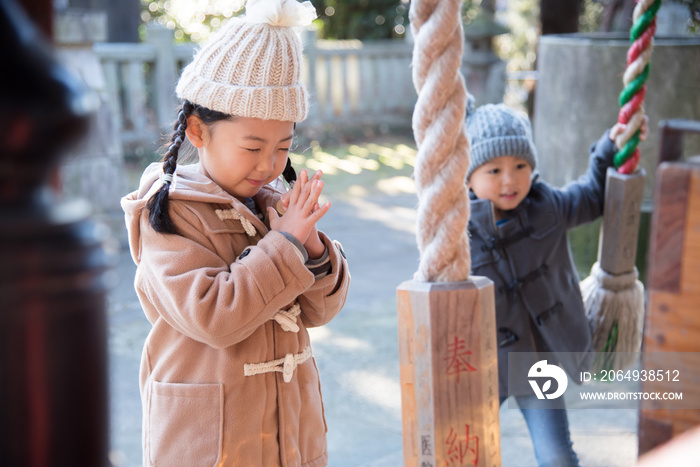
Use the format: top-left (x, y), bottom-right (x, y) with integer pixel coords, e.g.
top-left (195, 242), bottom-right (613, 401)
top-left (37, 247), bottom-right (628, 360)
top-left (580, 0), bottom-right (699, 34)
top-left (579, 0), bottom-right (604, 33)
top-left (312, 0), bottom-right (408, 40)
top-left (677, 0), bottom-right (700, 32)
top-left (139, 0), bottom-right (409, 43)
top-left (494, 0), bottom-right (539, 73)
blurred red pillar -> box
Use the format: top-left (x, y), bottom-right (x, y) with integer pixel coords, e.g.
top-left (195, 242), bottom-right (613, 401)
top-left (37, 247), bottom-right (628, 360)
top-left (17, 0), bottom-right (52, 37)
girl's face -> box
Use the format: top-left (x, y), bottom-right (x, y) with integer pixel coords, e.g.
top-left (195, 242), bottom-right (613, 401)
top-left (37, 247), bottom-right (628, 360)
top-left (468, 155), bottom-right (532, 214)
top-left (189, 116), bottom-right (295, 199)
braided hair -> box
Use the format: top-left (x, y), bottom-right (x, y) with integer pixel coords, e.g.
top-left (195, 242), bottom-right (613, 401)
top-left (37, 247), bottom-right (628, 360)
top-left (146, 101), bottom-right (298, 234)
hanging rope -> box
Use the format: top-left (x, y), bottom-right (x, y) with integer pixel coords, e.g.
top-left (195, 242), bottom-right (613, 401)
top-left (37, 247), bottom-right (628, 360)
top-left (614, 0), bottom-right (661, 174)
top-left (410, 0), bottom-right (471, 282)
top-left (583, 0), bottom-right (660, 372)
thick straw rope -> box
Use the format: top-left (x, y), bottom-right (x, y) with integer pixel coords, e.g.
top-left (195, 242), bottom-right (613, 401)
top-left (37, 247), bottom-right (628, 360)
top-left (614, 0), bottom-right (660, 174)
top-left (410, 0), bottom-right (471, 282)
top-left (582, 263), bottom-right (644, 372)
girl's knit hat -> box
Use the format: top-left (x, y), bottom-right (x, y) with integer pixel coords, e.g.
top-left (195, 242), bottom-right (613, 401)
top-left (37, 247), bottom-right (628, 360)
top-left (175, 0), bottom-right (316, 122)
top-left (465, 94), bottom-right (538, 180)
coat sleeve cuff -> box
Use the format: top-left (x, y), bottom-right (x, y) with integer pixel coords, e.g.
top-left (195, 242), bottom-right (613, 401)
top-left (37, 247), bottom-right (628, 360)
top-left (280, 231), bottom-right (309, 263)
top-left (305, 231), bottom-right (349, 295)
top-left (306, 247), bottom-right (331, 279)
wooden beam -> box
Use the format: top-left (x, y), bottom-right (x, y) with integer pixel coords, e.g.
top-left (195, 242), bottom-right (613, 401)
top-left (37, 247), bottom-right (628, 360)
top-left (398, 278), bottom-right (500, 467)
top-left (639, 160), bottom-right (700, 455)
top-left (645, 165), bottom-right (690, 294)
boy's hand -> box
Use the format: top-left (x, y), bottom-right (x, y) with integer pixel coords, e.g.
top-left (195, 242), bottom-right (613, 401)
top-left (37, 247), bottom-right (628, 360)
top-left (269, 169), bottom-right (330, 259)
top-left (610, 115), bottom-right (649, 147)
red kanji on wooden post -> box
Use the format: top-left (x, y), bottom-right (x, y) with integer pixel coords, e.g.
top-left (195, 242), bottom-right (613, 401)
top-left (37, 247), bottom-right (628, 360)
top-left (398, 279), bottom-right (500, 466)
top-left (444, 336), bottom-right (477, 382)
top-left (445, 424), bottom-right (479, 466)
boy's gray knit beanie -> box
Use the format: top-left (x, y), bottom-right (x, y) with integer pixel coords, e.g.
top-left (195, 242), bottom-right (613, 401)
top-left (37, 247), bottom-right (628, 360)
top-left (465, 94), bottom-right (538, 180)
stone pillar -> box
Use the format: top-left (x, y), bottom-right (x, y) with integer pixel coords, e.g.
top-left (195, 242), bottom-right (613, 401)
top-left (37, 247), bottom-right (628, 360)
top-left (533, 34), bottom-right (700, 201)
top-left (656, 2), bottom-right (694, 36)
top-left (54, 6), bottom-right (127, 238)
top-left (147, 25), bottom-right (179, 131)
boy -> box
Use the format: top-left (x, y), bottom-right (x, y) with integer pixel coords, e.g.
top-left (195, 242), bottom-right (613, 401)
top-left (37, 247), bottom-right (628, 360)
top-left (465, 97), bottom-right (646, 466)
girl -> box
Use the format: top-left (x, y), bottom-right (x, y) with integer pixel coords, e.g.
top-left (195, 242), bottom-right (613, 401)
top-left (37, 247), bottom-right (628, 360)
top-left (464, 95), bottom-right (647, 467)
top-left (121, 2), bottom-right (350, 466)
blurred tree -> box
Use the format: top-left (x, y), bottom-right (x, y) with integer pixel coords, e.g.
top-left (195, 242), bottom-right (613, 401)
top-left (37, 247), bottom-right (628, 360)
top-left (683, 0), bottom-right (700, 31)
top-left (138, 0), bottom-right (246, 42)
top-left (464, 0), bottom-right (699, 96)
top-left (313, 0), bottom-right (408, 40)
top-left (584, 0), bottom-right (699, 33)
top-left (138, 0), bottom-right (408, 42)
top-left (138, 0), bottom-right (697, 46)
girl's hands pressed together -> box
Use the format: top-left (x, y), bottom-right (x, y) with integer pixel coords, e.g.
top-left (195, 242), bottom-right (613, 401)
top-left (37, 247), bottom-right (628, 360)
top-left (278, 169), bottom-right (324, 213)
top-left (268, 169), bottom-right (330, 259)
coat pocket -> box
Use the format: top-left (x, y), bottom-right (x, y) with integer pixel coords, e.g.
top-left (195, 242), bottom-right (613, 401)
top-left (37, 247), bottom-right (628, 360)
top-left (147, 381), bottom-right (223, 467)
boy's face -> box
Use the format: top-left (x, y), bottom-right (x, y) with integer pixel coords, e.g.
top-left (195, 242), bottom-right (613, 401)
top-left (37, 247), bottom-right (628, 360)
top-left (468, 156), bottom-right (532, 213)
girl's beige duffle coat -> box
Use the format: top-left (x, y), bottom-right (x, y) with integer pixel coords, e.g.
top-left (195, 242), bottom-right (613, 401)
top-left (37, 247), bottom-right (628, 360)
top-left (121, 163), bottom-right (350, 467)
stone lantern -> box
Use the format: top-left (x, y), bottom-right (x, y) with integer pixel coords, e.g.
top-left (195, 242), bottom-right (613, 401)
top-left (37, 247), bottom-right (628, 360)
top-left (54, 0), bottom-right (127, 238)
top-left (461, 7), bottom-right (509, 106)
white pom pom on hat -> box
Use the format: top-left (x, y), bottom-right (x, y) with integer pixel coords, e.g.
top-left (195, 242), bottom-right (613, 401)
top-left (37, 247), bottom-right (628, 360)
top-left (175, 0), bottom-right (317, 122)
top-left (244, 0), bottom-right (317, 27)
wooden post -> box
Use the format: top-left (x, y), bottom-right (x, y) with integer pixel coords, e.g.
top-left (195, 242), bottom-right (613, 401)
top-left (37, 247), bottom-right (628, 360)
top-left (399, 0), bottom-right (501, 464)
top-left (17, 0), bottom-right (53, 37)
top-left (398, 278), bottom-right (500, 467)
top-left (638, 119), bottom-right (700, 455)
top-left (598, 167), bottom-right (646, 275)
top-left (1, 1), bottom-right (110, 463)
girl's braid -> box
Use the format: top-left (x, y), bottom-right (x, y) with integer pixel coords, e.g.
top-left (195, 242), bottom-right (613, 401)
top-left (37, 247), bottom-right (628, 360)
top-left (281, 122), bottom-right (298, 186)
top-left (146, 101), bottom-right (194, 234)
top-left (282, 157), bottom-right (297, 186)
